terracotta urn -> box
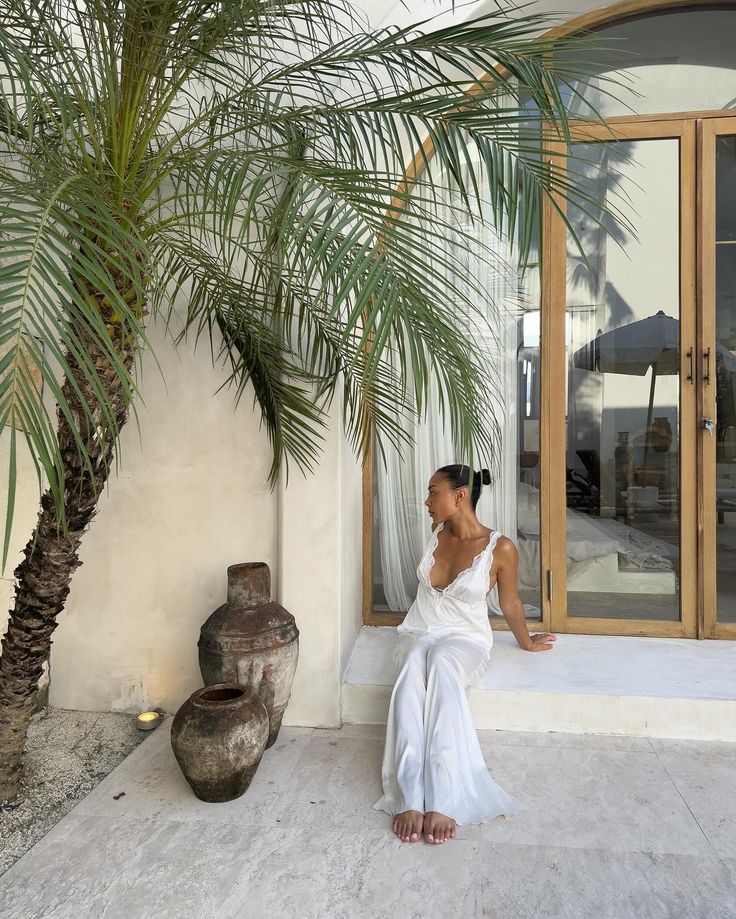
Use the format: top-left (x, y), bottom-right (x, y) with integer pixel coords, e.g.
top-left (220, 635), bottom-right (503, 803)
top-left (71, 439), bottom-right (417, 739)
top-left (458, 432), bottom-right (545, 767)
top-left (170, 683), bottom-right (269, 802)
top-left (198, 563), bottom-right (299, 748)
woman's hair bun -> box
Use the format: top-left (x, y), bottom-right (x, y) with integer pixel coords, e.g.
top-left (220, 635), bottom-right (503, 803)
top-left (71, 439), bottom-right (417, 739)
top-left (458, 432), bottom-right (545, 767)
top-left (481, 468), bottom-right (491, 486)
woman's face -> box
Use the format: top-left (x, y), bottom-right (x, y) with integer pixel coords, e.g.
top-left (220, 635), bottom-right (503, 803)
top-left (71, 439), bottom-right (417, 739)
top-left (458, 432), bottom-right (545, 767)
top-left (424, 473), bottom-right (464, 522)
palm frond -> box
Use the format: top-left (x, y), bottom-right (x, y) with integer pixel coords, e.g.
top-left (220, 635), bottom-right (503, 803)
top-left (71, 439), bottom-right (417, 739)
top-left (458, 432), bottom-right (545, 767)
top-left (0, 0), bottom-right (630, 570)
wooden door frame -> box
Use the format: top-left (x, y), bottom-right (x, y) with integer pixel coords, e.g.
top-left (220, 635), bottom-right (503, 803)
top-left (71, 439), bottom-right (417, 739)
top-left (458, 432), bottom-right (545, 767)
top-left (363, 114), bottom-right (736, 640)
top-left (361, 0), bottom-right (736, 636)
top-left (700, 116), bottom-right (736, 640)
top-left (544, 116), bottom-right (699, 638)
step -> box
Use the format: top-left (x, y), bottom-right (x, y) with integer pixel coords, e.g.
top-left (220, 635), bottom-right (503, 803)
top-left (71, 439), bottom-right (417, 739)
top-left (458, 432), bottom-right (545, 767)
top-left (342, 626), bottom-right (736, 741)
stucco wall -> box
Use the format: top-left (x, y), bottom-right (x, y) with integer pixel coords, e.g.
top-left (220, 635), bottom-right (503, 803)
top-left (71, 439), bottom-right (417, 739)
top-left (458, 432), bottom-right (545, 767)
top-left (1, 319), bottom-right (363, 724)
top-left (48, 316), bottom-right (279, 714)
top-left (338, 400), bottom-right (364, 688)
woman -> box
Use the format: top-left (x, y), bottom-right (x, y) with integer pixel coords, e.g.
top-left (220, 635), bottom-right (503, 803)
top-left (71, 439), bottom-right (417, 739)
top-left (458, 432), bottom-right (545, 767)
top-left (373, 463), bottom-right (556, 845)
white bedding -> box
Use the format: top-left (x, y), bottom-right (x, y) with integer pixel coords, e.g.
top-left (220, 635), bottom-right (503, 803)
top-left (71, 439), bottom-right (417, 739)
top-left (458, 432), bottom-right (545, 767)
top-left (515, 482), bottom-right (677, 576)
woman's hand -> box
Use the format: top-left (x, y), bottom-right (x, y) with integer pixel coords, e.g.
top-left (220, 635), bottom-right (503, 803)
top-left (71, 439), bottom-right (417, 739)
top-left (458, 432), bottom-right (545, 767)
top-left (520, 633), bottom-right (557, 651)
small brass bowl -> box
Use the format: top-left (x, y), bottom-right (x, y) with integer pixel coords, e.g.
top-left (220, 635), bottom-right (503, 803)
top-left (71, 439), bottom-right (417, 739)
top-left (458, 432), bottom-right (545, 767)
top-left (136, 710), bottom-right (164, 731)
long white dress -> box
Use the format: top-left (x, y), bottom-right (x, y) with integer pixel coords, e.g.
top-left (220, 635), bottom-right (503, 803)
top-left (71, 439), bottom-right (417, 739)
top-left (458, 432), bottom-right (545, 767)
top-left (373, 520), bottom-right (525, 825)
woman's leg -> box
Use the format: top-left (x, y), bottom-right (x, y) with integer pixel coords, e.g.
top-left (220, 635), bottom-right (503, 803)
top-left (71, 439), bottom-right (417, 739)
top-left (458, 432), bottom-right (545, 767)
top-left (373, 632), bottom-right (432, 835)
top-left (423, 634), bottom-right (523, 839)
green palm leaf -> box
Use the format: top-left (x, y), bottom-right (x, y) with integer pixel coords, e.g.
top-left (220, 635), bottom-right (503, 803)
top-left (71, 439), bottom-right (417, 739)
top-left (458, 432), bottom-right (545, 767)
top-left (0, 0), bottom-right (630, 575)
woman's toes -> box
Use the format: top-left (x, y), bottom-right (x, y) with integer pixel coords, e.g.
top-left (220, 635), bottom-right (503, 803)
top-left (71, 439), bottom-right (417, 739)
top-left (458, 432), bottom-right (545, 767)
top-left (394, 811), bottom-right (422, 843)
top-left (424, 812), bottom-right (455, 843)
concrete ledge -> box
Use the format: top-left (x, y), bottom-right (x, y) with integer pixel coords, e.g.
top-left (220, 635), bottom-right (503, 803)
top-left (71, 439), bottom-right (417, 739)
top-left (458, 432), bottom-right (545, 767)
top-left (342, 626), bottom-right (736, 742)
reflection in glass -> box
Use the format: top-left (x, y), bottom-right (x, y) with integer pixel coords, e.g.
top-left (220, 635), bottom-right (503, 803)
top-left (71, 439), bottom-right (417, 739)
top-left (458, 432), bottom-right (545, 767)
top-left (715, 135), bottom-right (736, 624)
top-left (558, 8), bottom-right (736, 118)
top-left (564, 139), bottom-right (681, 620)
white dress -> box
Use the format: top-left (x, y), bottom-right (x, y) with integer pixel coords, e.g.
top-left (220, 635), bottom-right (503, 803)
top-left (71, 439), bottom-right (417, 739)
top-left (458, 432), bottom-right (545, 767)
top-left (372, 520), bottom-right (525, 825)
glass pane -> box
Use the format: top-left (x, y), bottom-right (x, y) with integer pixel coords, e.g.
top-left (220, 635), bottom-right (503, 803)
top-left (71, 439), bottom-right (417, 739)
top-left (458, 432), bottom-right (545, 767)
top-left (715, 134), bottom-right (736, 624)
top-left (565, 139), bottom-right (681, 620)
top-left (559, 8), bottom-right (736, 118)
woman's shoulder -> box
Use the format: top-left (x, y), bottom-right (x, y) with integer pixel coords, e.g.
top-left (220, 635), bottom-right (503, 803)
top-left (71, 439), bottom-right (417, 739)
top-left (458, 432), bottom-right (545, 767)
top-left (492, 534), bottom-right (519, 563)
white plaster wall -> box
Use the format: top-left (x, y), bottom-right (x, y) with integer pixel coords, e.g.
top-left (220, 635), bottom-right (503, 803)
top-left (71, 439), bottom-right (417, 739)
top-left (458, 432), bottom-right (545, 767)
top-left (274, 371), bottom-right (363, 729)
top-left (338, 395), bottom-right (364, 687)
top-left (277, 388), bottom-right (342, 728)
top-left (361, 1), bottom-right (608, 32)
top-left (48, 316), bottom-right (278, 714)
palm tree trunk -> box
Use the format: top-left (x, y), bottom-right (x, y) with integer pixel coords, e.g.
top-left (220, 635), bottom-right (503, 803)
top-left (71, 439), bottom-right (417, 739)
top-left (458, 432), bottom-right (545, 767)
top-left (0, 324), bottom-right (135, 803)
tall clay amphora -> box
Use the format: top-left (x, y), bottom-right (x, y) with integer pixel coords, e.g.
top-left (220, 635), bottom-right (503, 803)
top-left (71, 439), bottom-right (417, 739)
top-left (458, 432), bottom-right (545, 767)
top-left (198, 563), bottom-right (299, 748)
top-left (171, 683), bottom-right (269, 802)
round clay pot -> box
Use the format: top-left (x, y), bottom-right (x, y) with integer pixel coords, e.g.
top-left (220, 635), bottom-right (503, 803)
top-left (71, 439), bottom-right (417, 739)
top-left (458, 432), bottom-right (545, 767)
top-left (170, 683), bottom-right (269, 802)
top-left (198, 563), bottom-right (299, 748)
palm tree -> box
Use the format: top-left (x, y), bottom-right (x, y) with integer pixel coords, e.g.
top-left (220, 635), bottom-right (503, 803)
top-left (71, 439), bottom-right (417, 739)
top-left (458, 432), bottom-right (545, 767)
top-left (0, 0), bottom-right (610, 801)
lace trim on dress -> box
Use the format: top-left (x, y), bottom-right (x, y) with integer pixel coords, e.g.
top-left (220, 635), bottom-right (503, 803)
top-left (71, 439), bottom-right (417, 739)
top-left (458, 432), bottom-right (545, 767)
top-left (425, 521), bottom-right (497, 594)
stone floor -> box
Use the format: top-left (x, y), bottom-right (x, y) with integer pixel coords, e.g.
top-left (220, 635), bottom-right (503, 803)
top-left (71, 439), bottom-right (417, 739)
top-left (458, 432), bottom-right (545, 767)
top-left (0, 718), bottom-right (734, 919)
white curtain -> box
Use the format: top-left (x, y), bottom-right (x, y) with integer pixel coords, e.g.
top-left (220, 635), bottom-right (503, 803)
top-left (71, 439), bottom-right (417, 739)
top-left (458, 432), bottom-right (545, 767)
top-left (375, 163), bottom-right (522, 617)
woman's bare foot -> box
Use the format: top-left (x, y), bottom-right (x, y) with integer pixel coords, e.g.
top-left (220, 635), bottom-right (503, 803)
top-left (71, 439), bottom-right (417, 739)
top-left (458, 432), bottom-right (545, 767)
top-left (423, 811), bottom-right (457, 844)
top-left (393, 809), bottom-right (424, 842)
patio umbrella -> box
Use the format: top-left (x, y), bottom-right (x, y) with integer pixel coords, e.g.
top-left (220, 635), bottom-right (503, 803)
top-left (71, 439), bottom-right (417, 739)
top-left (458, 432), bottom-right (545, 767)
top-left (573, 309), bottom-right (736, 467)
top-left (572, 310), bottom-right (678, 469)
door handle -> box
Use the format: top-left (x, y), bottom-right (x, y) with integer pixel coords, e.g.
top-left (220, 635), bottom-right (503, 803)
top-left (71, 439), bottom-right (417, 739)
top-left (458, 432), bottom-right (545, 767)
top-left (686, 347), bottom-right (694, 383)
top-left (703, 347), bottom-right (711, 385)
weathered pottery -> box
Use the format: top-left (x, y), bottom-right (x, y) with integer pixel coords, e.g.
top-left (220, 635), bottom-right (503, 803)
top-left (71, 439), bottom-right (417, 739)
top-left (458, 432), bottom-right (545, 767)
top-left (170, 683), bottom-right (269, 802)
top-left (198, 563), bottom-right (299, 748)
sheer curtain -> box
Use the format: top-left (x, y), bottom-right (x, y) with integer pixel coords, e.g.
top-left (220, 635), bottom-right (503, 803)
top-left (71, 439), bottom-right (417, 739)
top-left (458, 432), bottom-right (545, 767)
top-left (375, 163), bottom-right (521, 617)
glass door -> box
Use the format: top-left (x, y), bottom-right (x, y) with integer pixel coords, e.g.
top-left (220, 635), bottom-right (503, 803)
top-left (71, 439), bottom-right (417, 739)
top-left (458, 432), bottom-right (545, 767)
top-left (544, 120), bottom-right (698, 637)
top-left (701, 117), bottom-right (736, 640)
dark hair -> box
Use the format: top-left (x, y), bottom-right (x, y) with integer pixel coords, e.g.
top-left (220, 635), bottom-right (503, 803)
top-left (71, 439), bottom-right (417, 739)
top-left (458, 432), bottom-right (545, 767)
top-left (436, 464), bottom-right (491, 510)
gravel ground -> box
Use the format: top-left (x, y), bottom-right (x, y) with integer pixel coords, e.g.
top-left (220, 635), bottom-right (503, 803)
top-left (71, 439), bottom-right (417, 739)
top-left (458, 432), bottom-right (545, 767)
top-left (0, 707), bottom-right (149, 876)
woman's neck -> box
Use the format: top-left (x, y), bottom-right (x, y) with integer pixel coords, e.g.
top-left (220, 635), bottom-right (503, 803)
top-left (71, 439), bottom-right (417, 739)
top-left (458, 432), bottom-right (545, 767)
top-left (442, 513), bottom-right (486, 541)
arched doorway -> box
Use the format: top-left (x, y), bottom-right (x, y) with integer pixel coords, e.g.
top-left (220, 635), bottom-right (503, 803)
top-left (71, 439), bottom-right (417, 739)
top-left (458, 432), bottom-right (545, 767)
top-left (365, 1), bottom-right (736, 640)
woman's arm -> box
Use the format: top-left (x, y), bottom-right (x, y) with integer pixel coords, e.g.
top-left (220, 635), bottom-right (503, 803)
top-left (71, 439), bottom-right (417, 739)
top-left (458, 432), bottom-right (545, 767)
top-left (495, 538), bottom-right (557, 652)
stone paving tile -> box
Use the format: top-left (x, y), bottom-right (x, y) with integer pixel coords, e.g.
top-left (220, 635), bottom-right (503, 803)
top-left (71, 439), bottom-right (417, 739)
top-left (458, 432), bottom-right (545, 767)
top-left (0, 723), bottom-right (733, 919)
top-left (477, 842), bottom-right (736, 919)
top-left (70, 720), bottom-right (314, 830)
